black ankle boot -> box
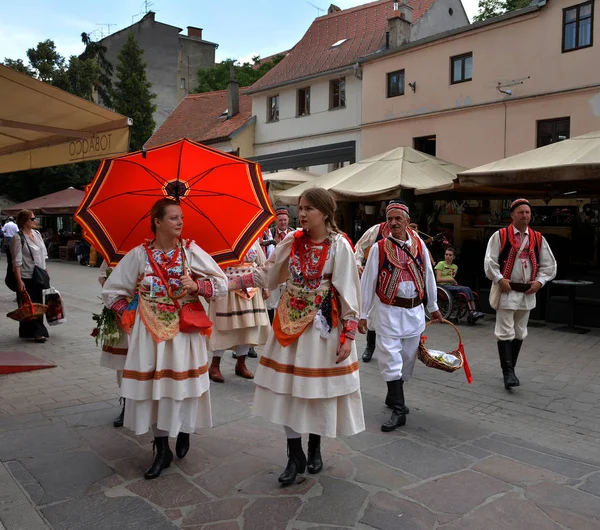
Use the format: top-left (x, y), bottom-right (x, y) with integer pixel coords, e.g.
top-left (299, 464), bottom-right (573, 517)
top-left (382, 380), bottom-right (406, 432)
top-left (307, 433), bottom-right (323, 474)
top-left (385, 391), bottom-right (409, 414)
top-left (511, 339), bottom-right (523, 368)
top-left (113, 398), bottom-right (125, 428)
top-left (362, 330), bottom-right (376, 362)
top-left (144, 437), bottom-right (173, 480)
top-left (247, 347), bottom-right (258, 358)
top-left (497, 340), bottom-right (519, 389)
top-left (278, 437), bottom-right (307, 486)
top-left (176, 432), bottom-right (190, 459)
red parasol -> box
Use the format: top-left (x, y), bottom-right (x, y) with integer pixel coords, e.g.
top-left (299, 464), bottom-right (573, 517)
top-left (74, 139), bottom-right (275, 267)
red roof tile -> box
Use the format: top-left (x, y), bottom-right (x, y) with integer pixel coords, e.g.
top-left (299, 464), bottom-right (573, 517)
top-left (145, 89), bottom-right (253, 148)
top-left (249, 0), bottom-right (435, 92)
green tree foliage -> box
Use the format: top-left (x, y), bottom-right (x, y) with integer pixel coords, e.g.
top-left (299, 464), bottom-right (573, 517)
top-left (194, 54), bottom-right (285, 93)
top-left (80, 32), bottom-right (114, 107)
top-left (473, 0), bottom-right (531, 22)
top-left (112, 32), bottom-right (157, 151)
top-left (2, 58), bottom-right (35, 76)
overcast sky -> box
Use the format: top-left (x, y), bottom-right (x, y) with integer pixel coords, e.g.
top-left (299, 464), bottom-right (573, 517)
top-left (1, 0), bottom-right (481, 65)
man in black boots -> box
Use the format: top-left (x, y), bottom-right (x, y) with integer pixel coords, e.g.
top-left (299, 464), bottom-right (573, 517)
top-left (359, 202), bottom-right (442, 432)
top-left (485, 198), bottom-right (557, 390)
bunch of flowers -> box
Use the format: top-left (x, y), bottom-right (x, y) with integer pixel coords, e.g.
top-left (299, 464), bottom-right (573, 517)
top-left (91, 266), bottom-right (121, 347)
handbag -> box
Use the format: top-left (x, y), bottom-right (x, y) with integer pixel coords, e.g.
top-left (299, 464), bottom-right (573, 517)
top-left (489, 231), bottom-right (528, 310)
top-left (24, 233), bottom-right (50, 289)
top-left (144, 243), bottom-right (212, 335)
top-left (44, 286), bottom-right (66, 325)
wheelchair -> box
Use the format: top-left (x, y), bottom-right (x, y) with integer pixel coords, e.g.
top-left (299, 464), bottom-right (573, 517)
top-left (425, 285), bottom-right (482, 325)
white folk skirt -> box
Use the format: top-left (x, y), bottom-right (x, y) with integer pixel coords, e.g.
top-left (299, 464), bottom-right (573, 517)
top-left (252, 320), bottom-right (365, 438)
top-left (120, 313), bottom-right (212, 437)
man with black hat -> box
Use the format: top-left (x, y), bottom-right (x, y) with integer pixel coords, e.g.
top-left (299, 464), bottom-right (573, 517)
top-left (485, 198), bottom-right (557, 390)
top-left (359, 202), bottom-right (442, 432)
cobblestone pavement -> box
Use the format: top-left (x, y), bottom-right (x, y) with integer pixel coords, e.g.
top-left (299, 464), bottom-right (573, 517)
top-left (1, 260), bottom-right (600, 529)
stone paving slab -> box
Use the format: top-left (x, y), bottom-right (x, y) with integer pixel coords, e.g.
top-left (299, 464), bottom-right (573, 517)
top-left (2, 261), bottom-right (600, 529)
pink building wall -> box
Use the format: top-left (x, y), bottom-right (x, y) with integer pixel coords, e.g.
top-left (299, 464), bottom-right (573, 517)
top-left (361, 0), bottom-right (600, 168)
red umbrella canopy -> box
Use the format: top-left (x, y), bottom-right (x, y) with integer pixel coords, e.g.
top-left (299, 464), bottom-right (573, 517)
top-left (74, 139), bottom-right (275, 267)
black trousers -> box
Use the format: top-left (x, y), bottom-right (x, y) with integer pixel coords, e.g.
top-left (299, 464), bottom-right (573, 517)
top-left (18, 277), bottom-right (49, 339)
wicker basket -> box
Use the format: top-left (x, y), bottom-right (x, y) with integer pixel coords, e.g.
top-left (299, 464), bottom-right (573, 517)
top-left (7, 290), bottom-right (48, 322)
top-left (418, 319), bottom-right (464, 373)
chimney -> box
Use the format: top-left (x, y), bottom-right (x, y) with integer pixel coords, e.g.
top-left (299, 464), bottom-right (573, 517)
top-left (387, 2), bottom-right (412, 48)
top-left (187, 26), bottom-right (203, 39)
top-left (328, 4), bottom-right (342, 14)
top-left (227, 64), bottom-right (239, 119)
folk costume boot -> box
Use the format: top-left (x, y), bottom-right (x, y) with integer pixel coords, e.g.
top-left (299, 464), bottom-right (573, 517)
top-left (511, 339), bottom-right (523, 368)
top-left (176, 432), bottom-right (190, 459)
top-left (279, 437), bottom-right (307, 486)
top-left (144, 437), bottom-right (173, 480)
top-left (307, 433), bottom-right (323, 474)
top-left (497, 340), bottom-right (519, 389)
top-left (235, 355), bottom-right (254, 379)
top-left (382, 380), bottom-right (407, 432)
top-left (209, 357), bottom-right (225, 383)
top-left (113, 398), bottom-right (125, 428)
top-left (247, 346), bottom-right (258, 358)
top-left (362, 330), bottom-right (376, 362)
top-left (385, 388), bottom-right (409, 414)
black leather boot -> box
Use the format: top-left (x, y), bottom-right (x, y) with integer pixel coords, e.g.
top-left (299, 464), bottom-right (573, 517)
top-left (511, 339), bottom-right (523, 368)
top-left (113, 398), bottom-right (125, 428)
top-left (268, 309), bottom-right (275, 324)
top-left (278, 437), bottom-right (307, 486)
top-left (498, 341), bottom-right (519, 389)
top-left (247, 347), bottom-right (258, 359)
top-left (382, 380), bottom-right (406, 432)
top-left (307, 433), bottom-right (323, 474)
top-left (385, 391), bottom-right (409, 414)
top-left (176, 432), bottom-right (190, 459)
top-left (144, 436), bottom-right (173, 480)
top-left (362, 330), bottom-right (376, 362)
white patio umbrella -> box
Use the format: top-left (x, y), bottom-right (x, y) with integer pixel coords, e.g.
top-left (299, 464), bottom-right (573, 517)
top-left (277, 147), bottom-right (465, 203)
top-left (459, 130), bottom-right (600, 192)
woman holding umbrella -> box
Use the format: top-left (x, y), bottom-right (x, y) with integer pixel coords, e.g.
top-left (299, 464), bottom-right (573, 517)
top-left (229, 188), bottom-right (365, 486)
top-left (102, 198), bottom-right (228, 480)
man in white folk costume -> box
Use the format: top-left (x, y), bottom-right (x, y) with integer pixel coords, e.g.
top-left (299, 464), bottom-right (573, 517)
top-left (359, 202), bottom-right (443, 432)
top-left (354, 215), bottom-right (390, 363)
top-left (484, 198), bottom-right (557, 390)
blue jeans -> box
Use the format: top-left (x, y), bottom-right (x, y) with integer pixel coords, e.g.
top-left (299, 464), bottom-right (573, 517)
top-left (443, 284), bottom-right (474, 301)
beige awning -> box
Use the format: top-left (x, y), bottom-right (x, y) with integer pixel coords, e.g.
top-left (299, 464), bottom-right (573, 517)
top-left (459, 130), bottom-right (600, 192)
top-left (277, 147), bottom-right (465, 203)
top-left (262, 169), bottom-right (318, 183)
top-left (0, 64), bottom-right (131, 174)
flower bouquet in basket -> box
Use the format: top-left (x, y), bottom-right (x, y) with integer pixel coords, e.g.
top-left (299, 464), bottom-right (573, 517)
top-left (418, 320), bottom-right (472, 383)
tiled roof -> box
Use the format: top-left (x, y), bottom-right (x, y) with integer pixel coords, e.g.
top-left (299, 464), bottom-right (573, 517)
top-left (145, 89), bottom-right (253, 148)
top-left (249, 0), bottom-right (436, 92)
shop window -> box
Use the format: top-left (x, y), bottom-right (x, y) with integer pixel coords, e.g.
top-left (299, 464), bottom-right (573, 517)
top-left (387, 69), bottom-right (405, 98)
top-left (563, 1), bottom-right (594, 52)
top-left (537, 117), bottom-right (570, 147)
top-left (451, 52), bottom-right (472, 84)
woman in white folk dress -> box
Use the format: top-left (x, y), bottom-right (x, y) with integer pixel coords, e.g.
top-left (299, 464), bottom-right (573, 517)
top-left (208, 239), bottom-right (270, 382)
top-left (102, 198), bottom-right (227, 479)
top-left (229, 188), bottom-right (365, 486)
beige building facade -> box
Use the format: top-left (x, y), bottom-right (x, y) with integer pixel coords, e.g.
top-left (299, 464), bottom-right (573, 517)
top-left (360, 0), bottom-right (600, 168)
